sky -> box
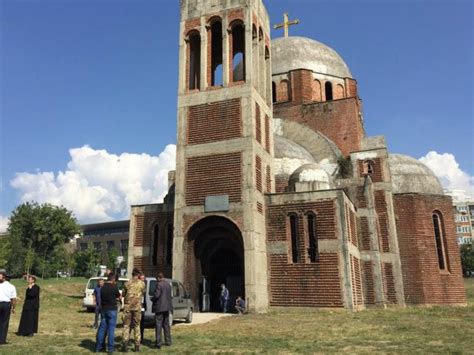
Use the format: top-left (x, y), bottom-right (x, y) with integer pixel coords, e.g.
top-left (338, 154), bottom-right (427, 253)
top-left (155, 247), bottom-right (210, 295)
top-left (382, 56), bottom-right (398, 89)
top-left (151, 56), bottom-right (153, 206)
top-left (0, 0), bottom-right (473, 231)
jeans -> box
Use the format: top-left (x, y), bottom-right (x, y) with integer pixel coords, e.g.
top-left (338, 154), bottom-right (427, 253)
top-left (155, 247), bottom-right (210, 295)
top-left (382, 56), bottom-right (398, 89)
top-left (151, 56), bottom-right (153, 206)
top-left (220, 298), bottom-right (228, 313)
top-left (93, 305), bottom-right (101, 328)
top-left (95, 309), bottom-right (117, 352)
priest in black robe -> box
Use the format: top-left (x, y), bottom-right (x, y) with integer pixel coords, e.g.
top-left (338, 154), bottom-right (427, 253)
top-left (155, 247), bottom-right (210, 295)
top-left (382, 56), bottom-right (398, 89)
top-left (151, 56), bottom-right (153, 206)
top-left (17, 275), bottom-right (40, 336)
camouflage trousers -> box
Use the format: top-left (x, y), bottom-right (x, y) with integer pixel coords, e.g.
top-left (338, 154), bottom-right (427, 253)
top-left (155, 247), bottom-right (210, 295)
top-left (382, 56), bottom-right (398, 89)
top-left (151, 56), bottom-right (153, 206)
top-left (122, 309), bottom-right (142, 346)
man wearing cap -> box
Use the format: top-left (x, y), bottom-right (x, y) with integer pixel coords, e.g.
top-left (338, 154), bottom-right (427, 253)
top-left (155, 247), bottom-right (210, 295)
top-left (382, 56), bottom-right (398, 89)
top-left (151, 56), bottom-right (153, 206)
top-left (0, 271), bottom-right (17, 345)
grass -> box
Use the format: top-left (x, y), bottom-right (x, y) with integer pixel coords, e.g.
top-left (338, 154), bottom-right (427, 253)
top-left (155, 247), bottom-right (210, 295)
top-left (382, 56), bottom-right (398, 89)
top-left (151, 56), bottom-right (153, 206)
top-left (0, 277), bottom-right (473, 353)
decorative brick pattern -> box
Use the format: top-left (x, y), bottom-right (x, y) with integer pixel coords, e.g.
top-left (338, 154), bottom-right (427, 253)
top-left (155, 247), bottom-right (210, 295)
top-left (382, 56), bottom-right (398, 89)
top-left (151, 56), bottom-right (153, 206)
top-left (358, 216), bottom-right (371, 251)
top-left (345, 205), bottom-right (358, 247)
top-left (257, 202), bottom-right (263, 214)
top-left (255, 103), bottom-right (261, 144)
top-left (374, 190), bottom-right (390, 252)
top-left (186, 152), bottom-right (242, 205)
top-left (363, 261), bottom-right (375, 305)
top-left (133, 215), bottom-right (145, 247)
top-left (266, 165), bottom-right (271, 193)
top-left (188, 99), bottom-right (242, 145)
top-left (256, 155), bottom-right (262, 193)
top-left (350, 255), bottom-right (364, 306)
top-left (382, 262), bottom-right (397, 304)
top-left (265, 115), bottom-right (270, 153)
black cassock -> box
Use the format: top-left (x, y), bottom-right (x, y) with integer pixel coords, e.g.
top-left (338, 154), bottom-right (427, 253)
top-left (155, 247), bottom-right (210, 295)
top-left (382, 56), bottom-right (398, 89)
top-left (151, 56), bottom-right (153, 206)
top-left (18, 284), bottom-right (40, 336)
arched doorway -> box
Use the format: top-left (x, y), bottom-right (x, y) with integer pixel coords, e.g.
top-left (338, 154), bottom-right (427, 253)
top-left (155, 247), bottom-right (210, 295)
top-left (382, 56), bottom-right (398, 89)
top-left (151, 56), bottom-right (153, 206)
top-left (186, 216), bottom-right (245, 312)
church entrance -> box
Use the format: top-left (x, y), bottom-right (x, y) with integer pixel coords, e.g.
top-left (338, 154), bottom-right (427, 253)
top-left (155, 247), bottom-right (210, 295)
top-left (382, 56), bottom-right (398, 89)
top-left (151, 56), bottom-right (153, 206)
top-left (186, 216), bottom-right (245, 313)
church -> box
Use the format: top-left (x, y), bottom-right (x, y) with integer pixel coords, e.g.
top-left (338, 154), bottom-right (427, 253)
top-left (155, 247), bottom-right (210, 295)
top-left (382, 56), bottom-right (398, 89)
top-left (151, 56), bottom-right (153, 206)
top-left (127, 0), bottom-right (466, 312)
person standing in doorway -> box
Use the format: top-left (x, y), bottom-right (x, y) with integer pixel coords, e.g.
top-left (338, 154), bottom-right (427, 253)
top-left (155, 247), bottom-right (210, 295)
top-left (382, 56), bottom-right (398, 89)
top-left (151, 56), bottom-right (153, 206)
top-left (121, 268), bottom-right (145, 352)
top-left (220, 283), bottom-right (229, 313)
top-left (95, 273), bottom-right (121, 353)
top-left (0, 271), bottom-right (16, 345)
top-left (17, 275), bottom-right (40, 336)
top-left (152, 273), bottom-right (172, 349)
top-left (92, 278), bottom-right (104, 329)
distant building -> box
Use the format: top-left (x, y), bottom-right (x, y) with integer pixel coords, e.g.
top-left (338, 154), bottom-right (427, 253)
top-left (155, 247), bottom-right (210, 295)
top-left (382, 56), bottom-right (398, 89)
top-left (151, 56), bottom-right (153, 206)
top-left (77, 220), bottom-right (130, 258)
top-left (453, 201), bottom-right (474, 244)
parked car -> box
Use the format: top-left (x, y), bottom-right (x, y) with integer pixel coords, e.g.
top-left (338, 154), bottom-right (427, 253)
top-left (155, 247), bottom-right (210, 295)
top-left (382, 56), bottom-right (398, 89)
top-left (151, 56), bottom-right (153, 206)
top-left (82, 276), bottom-right (128, 311)
top-left (143, 277), bottom-right (193, 325)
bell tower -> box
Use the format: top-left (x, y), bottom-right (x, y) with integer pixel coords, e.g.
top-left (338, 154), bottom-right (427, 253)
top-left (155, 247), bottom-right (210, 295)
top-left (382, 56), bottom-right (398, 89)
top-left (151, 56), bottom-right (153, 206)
top-left (173, 0), bottom-right (273, 312)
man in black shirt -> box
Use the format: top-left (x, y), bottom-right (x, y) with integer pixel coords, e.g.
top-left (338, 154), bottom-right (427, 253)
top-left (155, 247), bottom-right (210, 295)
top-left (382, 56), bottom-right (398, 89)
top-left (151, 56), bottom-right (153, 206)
top-left (95, 273), bottom-right (121, 353)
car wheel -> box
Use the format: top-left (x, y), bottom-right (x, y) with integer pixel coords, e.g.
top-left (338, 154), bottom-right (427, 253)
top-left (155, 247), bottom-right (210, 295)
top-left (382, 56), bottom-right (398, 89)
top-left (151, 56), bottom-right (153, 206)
top-left (185, 308), bottom-right (193, 323)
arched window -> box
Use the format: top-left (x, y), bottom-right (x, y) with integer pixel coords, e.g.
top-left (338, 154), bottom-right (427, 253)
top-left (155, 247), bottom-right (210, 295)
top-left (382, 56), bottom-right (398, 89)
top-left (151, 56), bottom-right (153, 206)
top-left (325, 81), bottom-right (333, 101)
top-left (432, 212), bottom-right (449, 271)
top-left (210, 19), bottom-right (223, 86)
top-left (166, 224), bottom-right (173, 266)
top-left (307, 213), bottom-right (318, 262)
top-left (363, 160), bottom-right (375, 175)
top-left (152, 224), bottom-right (159, 266)
top-left (188, 31), bottom-right (201, 90)
top-left (231, 22), bottom-right (245, 82)
top-left (289, 214), bottom-right (300, 263)
top-left (279, 79), bottom-right (290, 102)
top-left (272, 81), bottom-right (276, 103)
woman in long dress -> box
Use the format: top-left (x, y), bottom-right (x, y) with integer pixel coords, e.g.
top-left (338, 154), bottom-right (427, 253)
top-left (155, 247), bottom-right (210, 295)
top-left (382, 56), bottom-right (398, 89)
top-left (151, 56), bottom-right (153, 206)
top-left (17, 275), bottom-right (40, 336)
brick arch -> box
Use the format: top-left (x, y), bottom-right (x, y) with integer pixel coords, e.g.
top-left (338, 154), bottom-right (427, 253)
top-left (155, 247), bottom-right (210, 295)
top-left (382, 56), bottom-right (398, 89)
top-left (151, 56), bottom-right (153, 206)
top-left (277, 79), bottom-right (290, 102)
top-left (335, 84), bottom-right (345, 99)
top-left (313, 79), bottom-right (322, 102)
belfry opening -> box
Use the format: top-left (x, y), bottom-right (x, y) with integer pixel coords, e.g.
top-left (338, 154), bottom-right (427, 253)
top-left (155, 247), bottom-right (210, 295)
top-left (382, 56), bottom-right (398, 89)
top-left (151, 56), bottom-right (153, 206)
top-left (185, 216), bottom-right (245, 312)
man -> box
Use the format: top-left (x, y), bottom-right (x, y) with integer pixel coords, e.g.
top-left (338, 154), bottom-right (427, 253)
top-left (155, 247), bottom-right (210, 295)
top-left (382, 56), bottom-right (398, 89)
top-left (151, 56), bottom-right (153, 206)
top-left (121, 268), bottom-right (145, 352)
top-left (95, 273), bottom-right (121, 353)
top-left (235, 296), bottom-right (245, 315)
top-left (138, 272), bottom-right (146, 344)
top-left (92, 278), bottom-right (104, 329)
top-left (152, 273), bottom-right (172, 349)
top-left (220, 283), bottom-right (229, 313)
top-left (0, 271), bottom-right (16, 345)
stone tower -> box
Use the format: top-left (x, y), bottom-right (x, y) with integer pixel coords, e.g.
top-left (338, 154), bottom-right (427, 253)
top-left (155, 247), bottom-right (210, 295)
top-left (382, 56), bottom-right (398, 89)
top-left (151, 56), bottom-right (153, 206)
top-left (172, 0), bottom-right (273, 312)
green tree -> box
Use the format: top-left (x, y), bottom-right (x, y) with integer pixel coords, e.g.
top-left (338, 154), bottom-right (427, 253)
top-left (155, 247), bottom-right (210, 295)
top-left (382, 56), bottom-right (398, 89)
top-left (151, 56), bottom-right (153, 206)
top-left (7, 202), bottom-right (81, 277)
top-left (460, 241), bottom-right (474, 276)
top-left (0, 236), bottom-right (11, 269)
top-left (24, 243), bottom-right (36, 276)
top-left (74, 248), bottom-right (100, 277)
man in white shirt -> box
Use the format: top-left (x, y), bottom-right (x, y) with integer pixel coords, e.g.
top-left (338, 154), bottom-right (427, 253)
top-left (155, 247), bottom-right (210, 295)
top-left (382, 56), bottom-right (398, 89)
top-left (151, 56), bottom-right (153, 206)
top-left (0, 271), bottom-right (17, 345)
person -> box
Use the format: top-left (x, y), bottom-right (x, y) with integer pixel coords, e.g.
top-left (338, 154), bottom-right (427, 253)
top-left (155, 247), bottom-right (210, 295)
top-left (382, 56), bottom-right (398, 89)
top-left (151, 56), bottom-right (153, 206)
top-left (138, 272), bottom-right (146, 344)
top-left (152, 272), bottom-right (172, 349)
top-left (17, 275), bottom-right (40, 336)
top-left (235, 296), bottom-right (245, 315)
top-left (0, 271), bottom-right (16, 345)
top-left (220, 283), bottom-right (229, 313)
top-left (92, 278), bottom-right (104, 329)
top-left (95, 273), bottom-right (121, 353)
top-left (121, 268), bottom-right (145, 352)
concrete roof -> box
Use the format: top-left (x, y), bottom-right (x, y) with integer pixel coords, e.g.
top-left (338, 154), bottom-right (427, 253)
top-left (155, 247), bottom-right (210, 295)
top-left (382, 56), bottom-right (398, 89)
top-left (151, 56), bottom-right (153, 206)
top-left (289, 163), bottom-right (332, 184)
top-left (388, 154), bottom-right (444, 195)
top-left (271, 36), bottom-right (352, 78)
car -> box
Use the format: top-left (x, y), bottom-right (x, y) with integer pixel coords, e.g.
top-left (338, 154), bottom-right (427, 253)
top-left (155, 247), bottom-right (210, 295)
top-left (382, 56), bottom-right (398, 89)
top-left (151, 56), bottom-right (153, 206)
top-left (82, 276), bottom-right (128, 311)
top-left (143, 277), bottom-right (194, 325)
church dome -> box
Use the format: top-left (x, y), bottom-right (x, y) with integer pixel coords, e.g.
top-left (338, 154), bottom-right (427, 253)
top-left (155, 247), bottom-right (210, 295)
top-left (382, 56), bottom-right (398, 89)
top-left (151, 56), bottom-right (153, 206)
top-left (288, 163), bottom-right (332, 191)
top-left (274, 136), bottom-right (315, 176)
top-left (388, 154), bottom-right (444, 195)
top-left (271, 36), bottom-right (352, 78)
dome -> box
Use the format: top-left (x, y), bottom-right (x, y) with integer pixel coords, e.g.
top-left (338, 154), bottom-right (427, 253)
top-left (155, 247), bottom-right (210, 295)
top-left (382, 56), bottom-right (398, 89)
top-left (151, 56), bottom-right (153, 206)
top-left (274, 136), bottom-right (315, 176)
top-left (271, 36), bottom-right (352, 78)
top-left (289, 163), bottom-right (333, 192)
top-left (388, 154), bottom-right (444, 195)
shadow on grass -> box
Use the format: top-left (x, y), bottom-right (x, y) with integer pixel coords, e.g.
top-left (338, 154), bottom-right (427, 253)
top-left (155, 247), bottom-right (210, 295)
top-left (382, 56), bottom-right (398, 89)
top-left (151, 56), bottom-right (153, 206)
top-left (67, 295), bottom-right (83, 300)
top-left (78, 338), bottom-right (96, 351)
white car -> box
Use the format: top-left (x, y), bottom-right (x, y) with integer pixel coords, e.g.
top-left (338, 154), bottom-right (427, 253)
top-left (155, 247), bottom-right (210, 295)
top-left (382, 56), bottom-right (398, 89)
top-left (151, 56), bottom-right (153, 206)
top-left (82, 277), bottom-right (128, 311)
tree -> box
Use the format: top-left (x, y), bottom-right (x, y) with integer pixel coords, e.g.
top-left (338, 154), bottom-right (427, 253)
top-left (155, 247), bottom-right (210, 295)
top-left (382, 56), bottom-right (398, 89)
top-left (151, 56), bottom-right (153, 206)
top-left (74, 248), bottom-right (101, 277)
top-left (6, 202), bottom-right (81, 278)
top-left (460, 241), bottom-right (474, 276)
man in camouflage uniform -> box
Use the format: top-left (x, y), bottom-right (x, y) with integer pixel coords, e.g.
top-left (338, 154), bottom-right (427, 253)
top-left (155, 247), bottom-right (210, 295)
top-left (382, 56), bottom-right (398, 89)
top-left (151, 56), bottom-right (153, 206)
top-left (122, 268), bottom-right (145, 352)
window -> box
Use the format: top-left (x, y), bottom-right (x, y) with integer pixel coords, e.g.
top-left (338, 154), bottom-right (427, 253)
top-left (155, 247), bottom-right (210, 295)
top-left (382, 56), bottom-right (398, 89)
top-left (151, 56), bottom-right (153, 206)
top-left (166, 224), bottom-right (173, 265)
top-left (307, 213), bottom-right (318, 262)
top-left (188, 31), bottom-right (201, 90)
top-left (432, 212), bottom-right (449, 271)
top-left (363, 160), bottom-right (375, 175)
top-left (106, 240), bottom-right (115, 250)
top-left (231, 22), bottom-right (245, 82)
top-left (289, 214), bottom-right (299, 263)
top-left (210, 19), bottom-right (223, 86)
top-left (325, 81), bottom-right (333, 101)
top-left (93, 242), bottom-right (101, 251)
top-left (272, 81), bottom-right (276, 103)
top-left (152, 225), bottom-right (159, 266)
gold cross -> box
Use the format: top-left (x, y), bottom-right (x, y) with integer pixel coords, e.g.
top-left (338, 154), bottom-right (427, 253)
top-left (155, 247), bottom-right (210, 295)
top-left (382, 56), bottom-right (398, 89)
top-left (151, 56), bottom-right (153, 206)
top-left (273, 12), bottom-right (300, 38)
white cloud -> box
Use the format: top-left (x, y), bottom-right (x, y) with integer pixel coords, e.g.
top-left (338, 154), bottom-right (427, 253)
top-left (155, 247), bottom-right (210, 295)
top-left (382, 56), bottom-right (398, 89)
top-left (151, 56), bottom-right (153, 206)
top-left (10, 144), bottom-right (176, 223)
top-left (0, 215), bottom-right (9, 233)
top-left (419, 151), bottom-right (474, 202)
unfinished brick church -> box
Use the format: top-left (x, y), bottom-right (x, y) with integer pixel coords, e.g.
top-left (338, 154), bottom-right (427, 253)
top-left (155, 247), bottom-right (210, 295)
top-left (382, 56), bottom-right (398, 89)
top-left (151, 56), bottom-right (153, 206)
top-left (127, 0), bottom-right (466, 312)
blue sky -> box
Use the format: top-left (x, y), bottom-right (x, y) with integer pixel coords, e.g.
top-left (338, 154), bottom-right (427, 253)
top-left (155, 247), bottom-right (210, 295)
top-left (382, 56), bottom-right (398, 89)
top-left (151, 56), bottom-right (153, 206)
top-left (1, 0), bottom-right (473, 228)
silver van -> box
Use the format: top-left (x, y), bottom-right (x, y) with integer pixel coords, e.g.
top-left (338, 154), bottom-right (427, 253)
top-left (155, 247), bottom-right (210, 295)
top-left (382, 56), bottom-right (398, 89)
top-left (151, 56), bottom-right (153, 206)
top-left (143, 277), bottom-right (193, 325)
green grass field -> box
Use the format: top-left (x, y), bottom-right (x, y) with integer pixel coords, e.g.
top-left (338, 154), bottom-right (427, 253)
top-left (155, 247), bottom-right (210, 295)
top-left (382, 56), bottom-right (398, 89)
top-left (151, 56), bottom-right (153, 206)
top-left (0, 277), bottom-right (473, 354)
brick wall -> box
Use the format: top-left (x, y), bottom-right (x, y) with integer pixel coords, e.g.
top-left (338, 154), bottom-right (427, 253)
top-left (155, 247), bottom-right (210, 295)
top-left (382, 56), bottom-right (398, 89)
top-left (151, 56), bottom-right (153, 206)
top-left (375, 190), bottom-right (390, 252)
top-left (363, 261), bottom-right (375, 305)
top-left (393, 194), bottom-right (466, 305)
top-left (350, 255), bottom-right (364, 306)
top-left (273, 97), bottom-right (364, 157)
top-left (382, 262), bottom-right (397, 304)
top-left (256, 155), bottom-right (262, 193)
top-left (290, 69), bottom-right (313, 104)
top-left (186, 152), bottom-right (242, 205)
top-left (358, 216), bottom-right (371, 251)
top-left (346, 205), bottom-right (358, 247)
top-left (358, 158), bottom-right (384, 183)
top-left (255, 102), bottom-right (261, 144)
top-left (188, 99), bottom-right (241, 145)
top-left (275, 175), bottom-right (288, 193)
top-left (266, 165), bottom-right (271, 193)
top-left (264, 115), bottom-right (270, 153)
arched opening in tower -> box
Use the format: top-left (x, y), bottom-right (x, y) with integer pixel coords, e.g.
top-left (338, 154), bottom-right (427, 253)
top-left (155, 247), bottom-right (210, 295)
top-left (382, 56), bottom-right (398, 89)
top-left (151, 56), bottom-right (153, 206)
top-left (188, 31), bottom-right (201, 90)
top-left (231, 22), bottom-right (245, 82)
top-left (325, 81), bottom-right (333, 101)
top-left (210, 19), bottom-right (223, 86)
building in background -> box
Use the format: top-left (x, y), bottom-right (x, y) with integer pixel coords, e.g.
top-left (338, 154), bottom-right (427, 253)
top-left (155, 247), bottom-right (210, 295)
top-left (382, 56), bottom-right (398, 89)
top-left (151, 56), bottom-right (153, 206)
top-left (77, 220), bottom-right (130, 258)
top-left (453, 201), bottom-right (474, 244)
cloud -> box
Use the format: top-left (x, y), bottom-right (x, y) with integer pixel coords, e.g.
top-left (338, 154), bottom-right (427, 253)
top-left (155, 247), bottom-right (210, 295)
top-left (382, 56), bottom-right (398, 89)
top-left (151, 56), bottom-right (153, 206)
top-left (0, 215), bottom-right (9, 233)
top-left (10, 145), bottom-right (176, 223)
top-left (419, 151), bottom-right (474, 202)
